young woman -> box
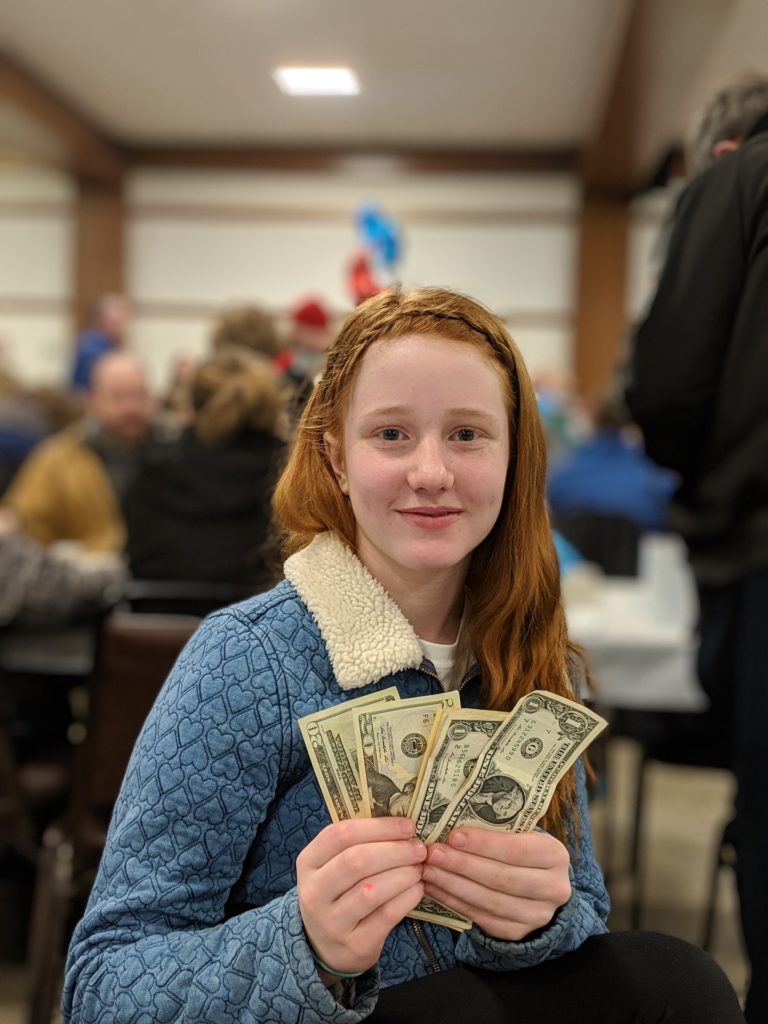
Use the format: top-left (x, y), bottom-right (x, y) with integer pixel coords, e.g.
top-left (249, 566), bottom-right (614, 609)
top-left (63, 288), bottom-right (744, 1023)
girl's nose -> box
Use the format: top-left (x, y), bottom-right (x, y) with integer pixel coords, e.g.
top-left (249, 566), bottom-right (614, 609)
top-left (406, 437), bottom-right (454, 491)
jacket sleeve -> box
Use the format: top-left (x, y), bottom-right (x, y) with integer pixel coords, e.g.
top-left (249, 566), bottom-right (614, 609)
top-left (625, 145), bottom-right (768, 478)
top-left (453, 758), bottom-right (610, 972)
top-left (62, 611), bottom-right (378, 1024)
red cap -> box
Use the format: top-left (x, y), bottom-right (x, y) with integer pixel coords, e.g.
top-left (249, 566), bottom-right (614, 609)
top-left (292, 297), bottom-right (330, 330)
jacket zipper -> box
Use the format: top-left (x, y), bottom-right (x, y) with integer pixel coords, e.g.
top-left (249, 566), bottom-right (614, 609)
top-left (411, 919), bottom-right (442, 974)
top-left (419, 664), bottom-right (480, 693)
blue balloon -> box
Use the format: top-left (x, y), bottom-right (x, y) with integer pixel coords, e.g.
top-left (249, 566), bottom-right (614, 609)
top-left (356, 202), bottom-right (402, 269)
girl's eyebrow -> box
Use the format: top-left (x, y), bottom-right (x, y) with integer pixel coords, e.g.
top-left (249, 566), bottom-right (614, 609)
top-left (360, 405), bottom-right (500, 423)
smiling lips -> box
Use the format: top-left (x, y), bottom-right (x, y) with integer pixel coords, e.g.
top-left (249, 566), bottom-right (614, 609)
top-left (397, 507), bottom-right (463, 530)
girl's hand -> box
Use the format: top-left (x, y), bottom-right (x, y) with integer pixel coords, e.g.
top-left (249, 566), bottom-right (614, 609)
top-left (422, 828), bottom-right (571, 941)
top-left (297, 817), bottom-right (427, 980)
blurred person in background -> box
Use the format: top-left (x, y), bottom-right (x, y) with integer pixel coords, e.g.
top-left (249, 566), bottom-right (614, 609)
top-left (71, 293), bottom-right (131, 393)
top-left (124, 346), bottom-right (286, 588)
top-left (210, 303), bottom-right (281, 359)
top-left (0, 507), bottom-right (124, 628)
top-left (626, 74), bottom-right (768, 1022)
top-left (547, 392), bottom-right (676, 534)
top-left (273, 295), bottom-right (335, 409)
top-left (159, 353), bottom-right (198, 429)
top-left (533, 371), bottom-right (590, 472)
top-left (0, 377), bottom-right (83, 495)
top-left (3, 352), bottom-right (154, 553)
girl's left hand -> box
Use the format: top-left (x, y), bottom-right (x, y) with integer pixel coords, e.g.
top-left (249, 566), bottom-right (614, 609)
top-left (422, 828), bottom-right (572, 941)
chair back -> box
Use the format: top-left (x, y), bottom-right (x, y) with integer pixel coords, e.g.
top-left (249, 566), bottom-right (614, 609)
top-left (68, 610), bottom-right (200, 826)
top-left (553, 512), bottom-right (641, 576)
top-left (120, 578), bottom-right (261, 617)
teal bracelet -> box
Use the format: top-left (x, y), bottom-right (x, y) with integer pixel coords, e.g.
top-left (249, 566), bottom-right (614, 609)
top-left (311, 951), bottom-right (366, 979)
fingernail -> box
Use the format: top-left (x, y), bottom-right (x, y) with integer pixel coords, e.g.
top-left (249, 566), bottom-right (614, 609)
top-left (448, 830), bottom-right (467, 848)
top-left (428, 846), bottom-right (445, 865)
top-left (411, 840), bottom-right (427, 858)
top-left (399, 818), bottom-right (416, 835)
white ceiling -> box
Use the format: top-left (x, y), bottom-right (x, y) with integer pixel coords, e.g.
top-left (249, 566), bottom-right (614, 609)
top-left (3, 0), bottom-right (768, 176)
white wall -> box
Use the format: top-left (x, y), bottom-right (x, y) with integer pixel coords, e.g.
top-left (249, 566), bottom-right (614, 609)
top-left (127, 165), bottom-right (580, 390)
top-left (0, 165), bottom-right (76, 384)
top-left (1, 158), bottom-right (587, 392)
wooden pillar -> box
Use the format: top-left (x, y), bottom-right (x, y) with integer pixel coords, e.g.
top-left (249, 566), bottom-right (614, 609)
top-left (73, 176), bottom-right (126, 331)
top-left (573, 195), bottom-right (630, 401)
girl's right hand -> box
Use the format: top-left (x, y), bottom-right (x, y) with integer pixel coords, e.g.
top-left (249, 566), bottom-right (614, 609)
top-left (296, 817), bottom-right (427, 978)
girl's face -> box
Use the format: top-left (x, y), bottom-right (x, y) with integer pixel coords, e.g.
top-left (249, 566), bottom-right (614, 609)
top-left (326, 333), bottom-right (510, 594)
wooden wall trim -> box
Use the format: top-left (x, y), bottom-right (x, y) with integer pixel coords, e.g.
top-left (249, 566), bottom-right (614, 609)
top-left (124, 301), bottom-right (572, 327)
top-left (73, 179), bottom-right (125, 330)
top-left (573, 197), bottom-right (629, 400)
top-left (129, 203), bottom-right (577, 226)
top-left (0, 297), bottom-right (71, 314)
top-left (124, 145), bottom-right (579, 175)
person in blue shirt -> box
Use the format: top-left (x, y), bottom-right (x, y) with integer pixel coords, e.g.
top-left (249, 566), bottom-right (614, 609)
top-left (71, 293), bottom-right (130, 392)
top-left (547, 393), bottom-right (677, 533)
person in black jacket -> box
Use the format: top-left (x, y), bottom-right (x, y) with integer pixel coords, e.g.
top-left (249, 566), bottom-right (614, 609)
top-left (124, 347), bottom-right (287, 593)
top-left (626, 75), bottom-right (768, 1023)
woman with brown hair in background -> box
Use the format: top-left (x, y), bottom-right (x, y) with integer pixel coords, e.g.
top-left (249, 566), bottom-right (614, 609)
top-left (124, 346), bottom-right (286, 590)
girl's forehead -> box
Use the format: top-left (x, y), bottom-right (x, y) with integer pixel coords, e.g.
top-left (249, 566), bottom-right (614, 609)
top-left (349, 332), bottom-right (508, 402)
top-left (357, 332), bottom-right (495, 373)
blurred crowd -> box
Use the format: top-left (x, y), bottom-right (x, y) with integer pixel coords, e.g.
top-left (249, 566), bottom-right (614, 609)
top-left (0, 292), bottom-right (336, 627)
top-left (0, 289), bottom-right (681, 632)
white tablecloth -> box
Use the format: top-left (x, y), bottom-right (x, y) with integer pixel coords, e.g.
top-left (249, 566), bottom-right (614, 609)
top-left (565, 577), bottom-right (706, 712)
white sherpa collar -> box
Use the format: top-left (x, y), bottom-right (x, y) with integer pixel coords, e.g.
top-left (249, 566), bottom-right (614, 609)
top-left (283, 532), bottom-right (424, 690)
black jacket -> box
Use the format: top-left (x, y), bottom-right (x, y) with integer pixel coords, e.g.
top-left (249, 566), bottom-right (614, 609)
top-left (626, 128), bottom-right (768, 585)
top-left (124, 426), bottom-right (285, 586)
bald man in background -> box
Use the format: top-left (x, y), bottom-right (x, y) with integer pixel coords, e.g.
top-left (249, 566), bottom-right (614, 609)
top-left (4, 353), bottom-right (154, 552)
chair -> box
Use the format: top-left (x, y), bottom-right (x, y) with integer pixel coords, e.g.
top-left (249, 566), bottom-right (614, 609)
top-left (611, 708), bottom-right (735, 949)
top-left (701, 816), bottom-right (737, 952)
top-left (0, 619), bottom-right (103, 863)
top-left (120, 577), bottom-right (263, 617)
top-left (552, 512), bottom-right (642, 576)
top-left (24, 610), bottom-right (201, 1024)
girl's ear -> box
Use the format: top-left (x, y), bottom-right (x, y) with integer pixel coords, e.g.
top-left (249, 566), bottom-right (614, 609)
top-left (324, 432), bottom-right (349, 493)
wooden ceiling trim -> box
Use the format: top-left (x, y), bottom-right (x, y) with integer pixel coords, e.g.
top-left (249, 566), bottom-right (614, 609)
top-left (581, 0), bottom-right (644, 199)
top-left (0, 52), bottom-right (124, 182)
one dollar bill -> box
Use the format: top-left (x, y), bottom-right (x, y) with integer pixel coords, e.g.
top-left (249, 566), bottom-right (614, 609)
top-left (297, 688), bottom-right (400, 821)
top-left (428, 691), bottom-right (607, 843)
top-left (354, 693), bottom-right (461, 818)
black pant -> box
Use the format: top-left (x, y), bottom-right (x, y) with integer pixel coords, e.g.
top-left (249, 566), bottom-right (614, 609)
top-left (698, 572), bottom-right (768, 1024)
top-left (368, 932), bottom-right (744, 1023)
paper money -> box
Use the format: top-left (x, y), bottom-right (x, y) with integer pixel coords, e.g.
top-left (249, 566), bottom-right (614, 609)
top-left (297, 688), bottom-right (400, 821)
top-left (354, 694), bottom-right (461, 818)
top-left (410, 709), bottom-right (508, 842)
top-left (299, 688), bottom-right (606, 933)
top-left (428, 691), bottom-right (607, 843)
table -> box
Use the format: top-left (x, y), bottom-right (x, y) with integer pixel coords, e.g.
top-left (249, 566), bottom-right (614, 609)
top-left (564, 576), bottom-right (706, 713)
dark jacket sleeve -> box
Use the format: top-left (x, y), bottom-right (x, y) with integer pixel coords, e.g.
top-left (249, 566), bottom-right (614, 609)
top-left (625, 142), bottom-right (768, 478)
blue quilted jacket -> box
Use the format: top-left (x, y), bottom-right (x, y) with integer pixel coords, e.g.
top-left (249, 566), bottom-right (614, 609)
top-left (63, 533), bottom-right (609, 1023)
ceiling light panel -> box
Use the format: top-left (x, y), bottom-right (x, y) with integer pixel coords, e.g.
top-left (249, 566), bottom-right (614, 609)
top-left (273, 67), bottom-right (360, 96)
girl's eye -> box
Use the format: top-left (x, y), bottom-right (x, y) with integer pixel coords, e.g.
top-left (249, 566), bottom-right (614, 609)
top-left (379, 428), bottom-right (402, 441)
top-left (455, 428), bottom-right (477, 442)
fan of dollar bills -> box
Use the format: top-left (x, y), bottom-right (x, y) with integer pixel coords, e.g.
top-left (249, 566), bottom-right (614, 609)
top-left (298, 688), bottom-right (607, 930)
